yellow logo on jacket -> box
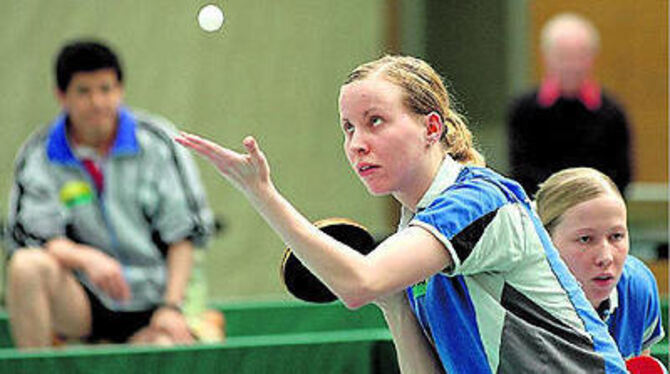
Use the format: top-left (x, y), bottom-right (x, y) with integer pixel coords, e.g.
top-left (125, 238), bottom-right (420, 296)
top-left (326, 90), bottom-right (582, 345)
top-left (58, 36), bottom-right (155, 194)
top-left (59, 181), bottom-right (93, 208)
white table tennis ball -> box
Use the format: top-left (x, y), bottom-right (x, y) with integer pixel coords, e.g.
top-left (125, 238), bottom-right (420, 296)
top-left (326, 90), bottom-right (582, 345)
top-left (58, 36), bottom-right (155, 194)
top-left (197, 4), bottom-right (224, 32)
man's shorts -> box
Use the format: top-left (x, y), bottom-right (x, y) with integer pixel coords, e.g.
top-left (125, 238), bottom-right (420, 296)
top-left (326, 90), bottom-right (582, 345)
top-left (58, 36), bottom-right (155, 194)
top-left (83, 286), bottom-right (157, 343)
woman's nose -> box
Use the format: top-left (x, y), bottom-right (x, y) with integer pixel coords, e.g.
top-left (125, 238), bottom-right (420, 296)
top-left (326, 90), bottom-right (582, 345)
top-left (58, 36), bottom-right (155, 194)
top-left (349, 132), bottom-right (370, 155)
top-left (594, 242), bottom-right (614, 268)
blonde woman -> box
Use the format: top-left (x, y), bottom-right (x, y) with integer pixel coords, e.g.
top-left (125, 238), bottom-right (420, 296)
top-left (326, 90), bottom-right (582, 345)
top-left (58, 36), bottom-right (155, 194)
top-left (535, 167), bottom-right (665, 359)
top-left (177, 56), bottom-right (626, 373)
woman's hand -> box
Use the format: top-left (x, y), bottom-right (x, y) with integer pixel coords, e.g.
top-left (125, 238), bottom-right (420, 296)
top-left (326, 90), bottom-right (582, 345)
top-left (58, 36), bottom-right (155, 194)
top-left (175, 132), bottom-right (272, 199)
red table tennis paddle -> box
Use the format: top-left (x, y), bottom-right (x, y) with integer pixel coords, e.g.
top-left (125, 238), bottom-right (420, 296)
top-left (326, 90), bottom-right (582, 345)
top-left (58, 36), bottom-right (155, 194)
top-left (626, 356), bottom-right (667, 374)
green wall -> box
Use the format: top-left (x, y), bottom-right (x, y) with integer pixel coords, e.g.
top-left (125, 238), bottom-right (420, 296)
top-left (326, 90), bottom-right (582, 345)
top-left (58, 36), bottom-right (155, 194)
top-left (423, 0), bottom-right (518, 173)
top-left (0, 1), bottom-right (391, 300)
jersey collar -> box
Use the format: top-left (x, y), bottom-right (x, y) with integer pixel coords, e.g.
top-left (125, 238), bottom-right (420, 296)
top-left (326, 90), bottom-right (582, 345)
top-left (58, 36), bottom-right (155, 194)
top-left (597, 287), bottom-right (619, 322)
top-left (399, 155), bottom-right (463, 229)
top-left (46, 106), bottom-right (139, 166)
top-left (537, 76), bottom-right (602, 111)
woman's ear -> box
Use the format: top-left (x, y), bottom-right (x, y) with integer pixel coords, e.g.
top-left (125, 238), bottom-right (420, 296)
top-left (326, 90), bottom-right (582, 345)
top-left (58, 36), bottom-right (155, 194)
top-left (425, 111), bottom-right (444, 144)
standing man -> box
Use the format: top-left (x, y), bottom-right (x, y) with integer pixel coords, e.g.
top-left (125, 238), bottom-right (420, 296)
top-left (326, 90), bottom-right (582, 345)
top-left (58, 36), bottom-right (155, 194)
top-left (507, 13), bottom-right (632, 197)
top-left (5, 40), bottom-right (214, 348)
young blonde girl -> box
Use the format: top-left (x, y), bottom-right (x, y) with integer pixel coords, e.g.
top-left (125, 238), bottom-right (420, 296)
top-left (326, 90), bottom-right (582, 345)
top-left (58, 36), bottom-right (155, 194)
top-left (535, 167), bottom-right (664, 359)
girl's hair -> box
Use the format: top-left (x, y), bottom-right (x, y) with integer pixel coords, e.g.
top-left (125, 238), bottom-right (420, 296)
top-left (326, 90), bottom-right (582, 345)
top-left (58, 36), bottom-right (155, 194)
top-left (343, 55), bottom-right (485, 167)
top-left (535, 167), bottom-right (623, 233)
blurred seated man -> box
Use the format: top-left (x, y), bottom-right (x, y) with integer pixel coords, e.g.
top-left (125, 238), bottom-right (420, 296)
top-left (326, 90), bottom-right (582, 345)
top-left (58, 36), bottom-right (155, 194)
top-left (4, 40), bottom-right (214, 348)
top-left (507, 12), bottom-right (632, 197)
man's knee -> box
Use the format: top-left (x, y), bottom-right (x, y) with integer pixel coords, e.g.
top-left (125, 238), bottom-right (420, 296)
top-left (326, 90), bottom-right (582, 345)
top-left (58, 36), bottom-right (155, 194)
top-left (7, 248), bottom-right (61, 284)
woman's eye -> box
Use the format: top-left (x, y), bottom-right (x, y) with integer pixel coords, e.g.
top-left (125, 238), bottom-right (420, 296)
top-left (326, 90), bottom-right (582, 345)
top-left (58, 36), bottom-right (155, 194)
top-left (611, 232), bottom-right (626, 241)
top-left (371, 117), bottom-right (383, 127)
top-left (343, 122), bottom-right (354, 134)
top-left (578, 235), bottom-right (591, 244)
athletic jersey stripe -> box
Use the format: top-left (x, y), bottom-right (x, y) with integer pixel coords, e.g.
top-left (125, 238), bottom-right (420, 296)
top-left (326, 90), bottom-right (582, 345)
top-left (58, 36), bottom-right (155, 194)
top-left (414, 173), bottom-right (508, 265)
top-left (451, 209), bottom-right (498, 263)
top-left (408, 275), bottom-right (492, 373)
top-left (501, 284), bottom-right (593, 348)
